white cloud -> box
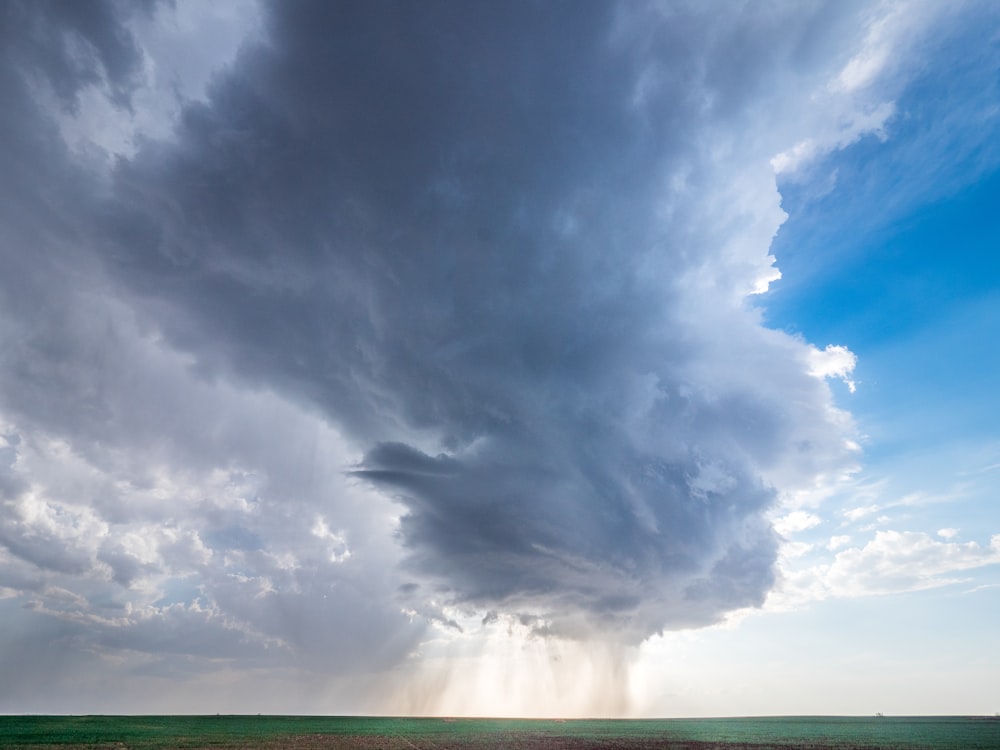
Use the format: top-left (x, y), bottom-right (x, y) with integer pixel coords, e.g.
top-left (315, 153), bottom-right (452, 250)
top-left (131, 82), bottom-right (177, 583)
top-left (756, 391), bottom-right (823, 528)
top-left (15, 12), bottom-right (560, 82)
top-left (311, 517), bottom-right (352, 563)
top-left (771, 102), bottom-right (896, 177)
top-left (770, 0), bottom-right (952, 179)
top-left (937, 528), bottom-right (959, 539)
top-left (807, 344), bottom-right (858, 393)
top-left (964, 583), bottom-right (1000, 594)
top-left (773, 511), bottom-right (822, 537)
top-left (827, 535), bottom-right (852, 551)
top-left (830, 0), bottom-right (932, 94)
top-left (844, 504), bottom-right (880, 522)
top-left (776, 530), bottom-right (1000, 605)
top-left (779, 541), bottom-right (814, 560)
top-left (825, 531), bottom-right (1000, 596)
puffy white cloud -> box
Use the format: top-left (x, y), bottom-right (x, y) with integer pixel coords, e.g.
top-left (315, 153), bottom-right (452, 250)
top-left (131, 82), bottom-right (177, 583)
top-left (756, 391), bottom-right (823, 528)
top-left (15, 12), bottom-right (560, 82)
top-left (773, 511), bottom-right (822, 537)
top-left (775, 530), bottom-right (1000, 606)
top-left (807, 344), bottom-right (858, 393)
top-left (823, 530), bottom-right (1000, 596)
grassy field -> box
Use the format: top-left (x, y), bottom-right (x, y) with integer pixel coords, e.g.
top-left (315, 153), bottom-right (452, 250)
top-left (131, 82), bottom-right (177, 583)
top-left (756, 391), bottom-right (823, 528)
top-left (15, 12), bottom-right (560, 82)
top-left (1, 715), bottom-right (998, 749)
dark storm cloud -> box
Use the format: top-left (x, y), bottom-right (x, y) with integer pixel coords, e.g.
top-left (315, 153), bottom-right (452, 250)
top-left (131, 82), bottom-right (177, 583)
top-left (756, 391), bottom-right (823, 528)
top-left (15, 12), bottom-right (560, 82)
top-left (0, 0), bottom-right (153, 110)
top-left (0, 0), bottom-right (870, 691)
top-left (83, 0), bottom-right (859, 640)
top-left (0, 0), bottom-right (424, 679)
top-left (354, 438), bottom-right (778, 638)
top-left (105, 1), bottom-right (664, 441)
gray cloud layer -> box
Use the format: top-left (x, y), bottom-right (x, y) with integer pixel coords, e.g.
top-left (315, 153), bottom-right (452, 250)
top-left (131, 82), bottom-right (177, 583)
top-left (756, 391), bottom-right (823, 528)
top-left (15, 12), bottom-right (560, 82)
top-left (0, 0), bottom-right (906, 708)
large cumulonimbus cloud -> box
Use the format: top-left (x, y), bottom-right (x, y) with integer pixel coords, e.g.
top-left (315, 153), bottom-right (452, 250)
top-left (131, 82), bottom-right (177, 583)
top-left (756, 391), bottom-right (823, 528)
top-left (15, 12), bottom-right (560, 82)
top-left (100, 0), bottom-right (860, 639)
top-left (0, 0), bottom-right (891, 699)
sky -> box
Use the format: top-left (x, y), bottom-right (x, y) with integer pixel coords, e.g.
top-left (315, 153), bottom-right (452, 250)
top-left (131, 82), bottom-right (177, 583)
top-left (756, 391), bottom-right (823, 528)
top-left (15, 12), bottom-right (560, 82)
top-left (0, 0), bottom-right (998, 718)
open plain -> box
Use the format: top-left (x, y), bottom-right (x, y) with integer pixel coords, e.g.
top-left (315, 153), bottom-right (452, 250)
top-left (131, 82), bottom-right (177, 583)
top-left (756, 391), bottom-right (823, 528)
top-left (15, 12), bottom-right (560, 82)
top-left (3, 716), bottom-right (999, 750)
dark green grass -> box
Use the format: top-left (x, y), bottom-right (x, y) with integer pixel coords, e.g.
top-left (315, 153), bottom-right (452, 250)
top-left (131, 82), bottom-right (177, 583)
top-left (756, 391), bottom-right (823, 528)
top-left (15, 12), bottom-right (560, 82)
top-left (1, 715), bottom-right (998, 749)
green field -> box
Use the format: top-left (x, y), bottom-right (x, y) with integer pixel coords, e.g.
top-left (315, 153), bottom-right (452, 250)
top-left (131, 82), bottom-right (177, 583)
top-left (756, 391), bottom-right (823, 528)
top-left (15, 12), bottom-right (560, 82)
top-left (1, 715), bottom-right (998, 749)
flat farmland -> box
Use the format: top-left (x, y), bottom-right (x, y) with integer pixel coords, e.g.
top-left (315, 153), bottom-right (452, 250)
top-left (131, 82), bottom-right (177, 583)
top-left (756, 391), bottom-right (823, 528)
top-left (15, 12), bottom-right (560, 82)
top-left (2, 716), bottom-right (998, 749)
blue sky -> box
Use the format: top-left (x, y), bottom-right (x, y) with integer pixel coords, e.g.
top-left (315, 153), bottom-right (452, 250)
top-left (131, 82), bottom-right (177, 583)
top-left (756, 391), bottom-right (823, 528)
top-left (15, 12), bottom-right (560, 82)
top-left (719, 11), bottom-right (1000, 715)
top-left (766, 17), bottom-right (1000, 536)
top-left (0, 0), bottom-right (998, 717)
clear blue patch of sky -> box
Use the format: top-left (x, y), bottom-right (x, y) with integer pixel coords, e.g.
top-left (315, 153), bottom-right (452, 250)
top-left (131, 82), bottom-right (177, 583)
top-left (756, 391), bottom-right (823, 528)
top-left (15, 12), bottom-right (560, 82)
top-left (766, 163), bottom-right (1000, 355)
top-left (762, 18), bottom-right (1000, 464)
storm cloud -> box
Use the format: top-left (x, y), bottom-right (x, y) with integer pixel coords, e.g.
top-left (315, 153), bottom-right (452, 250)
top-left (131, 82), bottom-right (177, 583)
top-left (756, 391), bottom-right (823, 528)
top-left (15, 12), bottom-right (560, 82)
top-left (0, 0), bottom-right (914, 710)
